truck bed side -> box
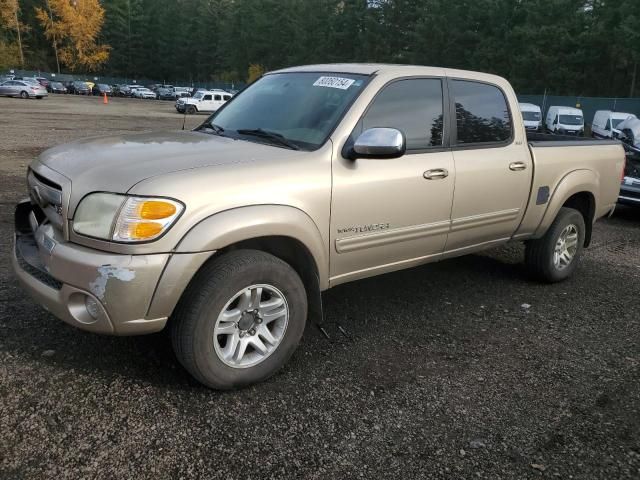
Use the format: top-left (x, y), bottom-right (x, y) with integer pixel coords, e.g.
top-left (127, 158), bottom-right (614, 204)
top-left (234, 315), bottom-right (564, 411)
top-left (514, 134), bottom-right (624, 241)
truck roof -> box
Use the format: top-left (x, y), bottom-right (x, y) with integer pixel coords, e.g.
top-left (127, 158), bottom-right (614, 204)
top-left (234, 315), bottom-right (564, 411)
top-left (271, 63), bottom-right (509, 85)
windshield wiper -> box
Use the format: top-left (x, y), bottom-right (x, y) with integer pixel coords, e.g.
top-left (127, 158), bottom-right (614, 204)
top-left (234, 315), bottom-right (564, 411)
top-left (236, 128), bottom-right (300, 150)
top-left (200, 121), bottom-right (225, 136)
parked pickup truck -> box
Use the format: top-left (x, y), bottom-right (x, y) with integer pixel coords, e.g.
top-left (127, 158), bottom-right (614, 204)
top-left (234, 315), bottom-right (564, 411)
top-left (13, 64), bottom-right (624, 389)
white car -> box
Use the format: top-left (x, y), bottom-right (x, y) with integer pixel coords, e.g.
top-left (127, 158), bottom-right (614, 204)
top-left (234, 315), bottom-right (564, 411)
top-left (545, 106), bottom-right (584, 136)
top-left (591, 110), bottom-right (636, 139)
top-left (132, 87), bottom-right (156, 99)
top-left (175, 90), bottom-right (232, 114)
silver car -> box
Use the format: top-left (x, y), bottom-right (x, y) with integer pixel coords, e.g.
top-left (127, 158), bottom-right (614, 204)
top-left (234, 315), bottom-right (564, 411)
top-left (0, 80), bottom-right (48, 99)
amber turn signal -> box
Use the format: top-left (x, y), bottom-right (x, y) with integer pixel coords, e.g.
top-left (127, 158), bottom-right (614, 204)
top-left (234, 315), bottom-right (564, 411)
top-left (139, 200), bottom-right (177, 220)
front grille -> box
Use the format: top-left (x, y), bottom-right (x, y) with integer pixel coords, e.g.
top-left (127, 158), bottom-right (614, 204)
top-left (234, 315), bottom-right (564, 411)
top-left (27, 169), bottom-right (64, 231)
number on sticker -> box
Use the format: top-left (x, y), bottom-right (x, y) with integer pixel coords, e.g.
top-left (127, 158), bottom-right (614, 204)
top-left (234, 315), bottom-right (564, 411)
top-left (313, 76), bottom-right (356, 90)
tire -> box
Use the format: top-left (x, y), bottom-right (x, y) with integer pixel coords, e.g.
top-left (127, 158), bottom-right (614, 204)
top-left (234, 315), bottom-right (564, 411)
top-left (525, 207), bottom-right (585, 283)
top-left (171, 249), bottom-right (308, 389)
top-left (20, 91), bottom-right (28, 99)
top-left (186, 105), bottom-right (196, 114)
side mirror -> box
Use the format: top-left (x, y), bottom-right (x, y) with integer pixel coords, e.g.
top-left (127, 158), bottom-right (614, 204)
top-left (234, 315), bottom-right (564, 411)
top-left (351, 128), bottom-right (406, 159)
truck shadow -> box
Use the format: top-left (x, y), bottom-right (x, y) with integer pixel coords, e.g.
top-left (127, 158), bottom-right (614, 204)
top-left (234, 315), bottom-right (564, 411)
top-left (3, 246), bottom-right (532, 391)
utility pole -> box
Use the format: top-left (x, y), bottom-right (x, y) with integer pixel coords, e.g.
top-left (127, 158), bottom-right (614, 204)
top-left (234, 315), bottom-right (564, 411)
top-left (630, 60), bottom-right (637, 98)
top-left (13, 2), bottom-right (24, 67)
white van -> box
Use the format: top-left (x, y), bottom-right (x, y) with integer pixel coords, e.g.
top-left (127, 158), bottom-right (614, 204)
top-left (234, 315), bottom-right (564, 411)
top-left (591, 110), bottom-right (636, 139)
top-left (519, 103), bottom-right (542, 131)
top-left (545, 106), bottom-right (584, 136)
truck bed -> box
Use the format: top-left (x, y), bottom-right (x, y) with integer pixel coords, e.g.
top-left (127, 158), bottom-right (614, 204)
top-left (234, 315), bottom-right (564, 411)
top-left (526, 131), bottom-right (620, 147)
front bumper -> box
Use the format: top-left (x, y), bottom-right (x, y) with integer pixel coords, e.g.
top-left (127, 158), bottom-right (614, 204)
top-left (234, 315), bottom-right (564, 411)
top-left (12, 201), bottom-right (179, 335)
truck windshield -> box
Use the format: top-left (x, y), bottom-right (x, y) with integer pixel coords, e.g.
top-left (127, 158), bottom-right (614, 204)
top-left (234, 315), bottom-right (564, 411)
top-left (201, 72), bottom-right (369, 150)
top-left (522, 111), bottom-right (540, 121)
top-left (559, 115), bottom-right (583, 125)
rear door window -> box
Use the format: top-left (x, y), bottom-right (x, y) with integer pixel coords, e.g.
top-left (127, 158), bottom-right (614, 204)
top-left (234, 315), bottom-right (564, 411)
top-left (451, 80), bottom-right (512, 144)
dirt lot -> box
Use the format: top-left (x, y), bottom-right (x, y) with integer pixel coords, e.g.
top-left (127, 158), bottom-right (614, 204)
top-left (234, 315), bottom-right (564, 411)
top-left (1, 95), bottom-right (639, 479)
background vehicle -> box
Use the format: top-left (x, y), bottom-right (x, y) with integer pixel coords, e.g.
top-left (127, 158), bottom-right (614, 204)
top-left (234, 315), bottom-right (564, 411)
top-left (92, 84), bottom-right (113, 96)
top-left (35, 77), bottom-right (50, 89)
top-left (47, 81), bottom-right (67, 94)
top-left (112, 84), bottom-right (131, 97)
top-left (173, 86), bottom-right (192, 99)
top-left (591, 110), bottom-right (636, 139)
top-left (0, 79), bottom-right (47, 98)
top-left (156, 85), bottom-right (175, 100)
top-left (132, 87), bottom-right (156, 99)
top-left (617, 116), bottom-right (640, 206)
top-left (13, 64), bottom-right (624, 390)
top-left (545, 106), bottom-right (584, 135)
top-left (67, 81), bottom-right (91, 95)
top-left (519, 103), bottom-right (542, 130)
top-left (176, 89), bottom-right (231, 114)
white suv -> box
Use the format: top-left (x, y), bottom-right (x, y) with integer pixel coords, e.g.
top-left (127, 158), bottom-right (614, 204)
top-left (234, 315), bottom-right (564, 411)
top-left (175, 90), bottom-right (232, 114)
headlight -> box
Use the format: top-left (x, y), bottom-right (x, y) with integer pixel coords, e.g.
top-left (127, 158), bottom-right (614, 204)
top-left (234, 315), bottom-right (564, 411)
top-left (73, 193), bottom-right (183, 242)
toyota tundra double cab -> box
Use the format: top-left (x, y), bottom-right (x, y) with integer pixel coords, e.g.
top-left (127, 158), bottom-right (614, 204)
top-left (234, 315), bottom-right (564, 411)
top-left (13, 64), bottom-right (624, 389)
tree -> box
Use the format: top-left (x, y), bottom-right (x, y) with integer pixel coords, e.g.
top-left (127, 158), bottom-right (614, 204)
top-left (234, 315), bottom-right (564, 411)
top-left (0, 0), bottom-right (25, 66)
top-left (247, 63), bottom-right (264, 83)
top-left (35, 0), bottom-right (110, 71)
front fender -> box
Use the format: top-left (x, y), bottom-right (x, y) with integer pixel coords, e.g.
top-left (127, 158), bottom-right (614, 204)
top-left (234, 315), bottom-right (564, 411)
top-left (533, 169), bottom-right (598, 238)
top-left (175, 205), bottom-right (329, 288)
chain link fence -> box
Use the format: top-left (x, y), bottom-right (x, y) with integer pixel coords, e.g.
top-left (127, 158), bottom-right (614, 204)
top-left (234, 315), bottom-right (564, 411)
top-left (517, 94), bottom-right (640, 127)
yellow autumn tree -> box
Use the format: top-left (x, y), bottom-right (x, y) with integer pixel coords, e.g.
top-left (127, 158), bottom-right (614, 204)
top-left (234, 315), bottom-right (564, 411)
top-left (0, 0), bottom-right (25, 66)
top-left (247, 64), bottom-right (265, 83)
top-left (35, 0), bottom-right (110, 72)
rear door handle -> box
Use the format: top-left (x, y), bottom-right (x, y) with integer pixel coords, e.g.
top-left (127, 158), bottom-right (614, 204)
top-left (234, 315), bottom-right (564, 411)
top-left (509, 162), bottom-right (527, 171)
top-left (423, 168), bottom-right (449, 180)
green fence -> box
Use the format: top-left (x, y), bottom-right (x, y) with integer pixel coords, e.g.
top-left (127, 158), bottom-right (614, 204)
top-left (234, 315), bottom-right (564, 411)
top-left (3, 69), bottom-right (244, 91)
top-left (517, 94), bottom-right (640, 127)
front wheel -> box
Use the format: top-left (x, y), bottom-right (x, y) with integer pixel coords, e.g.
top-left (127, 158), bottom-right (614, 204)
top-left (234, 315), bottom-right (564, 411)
top-left (186, 105), bottom-right (196, 114)
top-left (171, 250), bottom-right (307, 389)
top-left (525, 207), bottom-right (585, 283)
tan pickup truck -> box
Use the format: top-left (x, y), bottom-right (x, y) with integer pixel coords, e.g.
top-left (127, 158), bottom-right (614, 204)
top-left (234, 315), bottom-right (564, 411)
top-left (13, 64), bottom-right (625, 389)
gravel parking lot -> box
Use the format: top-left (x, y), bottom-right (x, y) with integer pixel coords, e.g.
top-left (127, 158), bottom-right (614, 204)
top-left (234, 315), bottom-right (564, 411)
top-left (0, 95), bottom-right (639, 479)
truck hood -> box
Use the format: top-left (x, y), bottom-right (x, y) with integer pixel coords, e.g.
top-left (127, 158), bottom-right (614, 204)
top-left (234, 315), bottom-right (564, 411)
top-left (32, 130), bottom-right (301, 215)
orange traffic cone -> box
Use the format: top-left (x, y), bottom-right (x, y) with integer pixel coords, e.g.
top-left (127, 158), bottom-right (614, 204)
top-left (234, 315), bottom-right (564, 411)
top-left (103, 92), bottom-right (108, 104)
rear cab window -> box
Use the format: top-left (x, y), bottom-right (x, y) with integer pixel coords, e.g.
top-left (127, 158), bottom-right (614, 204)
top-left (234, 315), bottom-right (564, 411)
top-left (451, 80), bottom-right (512, 145)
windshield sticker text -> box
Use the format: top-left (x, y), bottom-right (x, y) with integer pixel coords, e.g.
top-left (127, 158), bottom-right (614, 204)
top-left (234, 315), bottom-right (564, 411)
top-left (313, 76), bottom-right (356, 90)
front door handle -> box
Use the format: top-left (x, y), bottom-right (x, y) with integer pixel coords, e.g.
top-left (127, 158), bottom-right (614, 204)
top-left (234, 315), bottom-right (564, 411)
top-left (423, 168), bottom-right (449, 180)
top-left (509, 162), bottom-right (527, 171)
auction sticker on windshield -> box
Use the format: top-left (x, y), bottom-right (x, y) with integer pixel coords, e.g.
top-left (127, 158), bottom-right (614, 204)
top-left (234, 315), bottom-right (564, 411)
top-left (313, 76), bottom-right (356, 90)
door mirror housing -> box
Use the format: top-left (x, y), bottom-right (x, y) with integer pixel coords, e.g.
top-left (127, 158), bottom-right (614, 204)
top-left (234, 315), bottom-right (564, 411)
top-left (351, 128), bottom-right (406, 159)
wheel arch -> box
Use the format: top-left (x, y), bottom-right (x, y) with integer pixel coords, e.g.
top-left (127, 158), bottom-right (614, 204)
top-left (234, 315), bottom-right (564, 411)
top-left (152, 205), bottom-right (330, 325)
top-left (533, 169), bottom-right (598, 246)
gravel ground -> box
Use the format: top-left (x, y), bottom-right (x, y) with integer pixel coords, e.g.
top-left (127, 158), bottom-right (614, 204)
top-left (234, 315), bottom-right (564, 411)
top-left (0, 95), bottom-right (639, 479)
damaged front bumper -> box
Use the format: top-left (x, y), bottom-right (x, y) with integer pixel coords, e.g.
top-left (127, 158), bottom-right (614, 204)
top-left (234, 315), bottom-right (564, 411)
top-left (12, 200), bottom-right (170, 335)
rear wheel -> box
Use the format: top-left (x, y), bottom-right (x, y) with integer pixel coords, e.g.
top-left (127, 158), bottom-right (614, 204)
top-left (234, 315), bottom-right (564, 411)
top-left (525, 207), bottom-right (585, 283)
top-left (171, 250), bottom-right (307, 389)
top-left (20, 91), bottom-right (28, 99)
